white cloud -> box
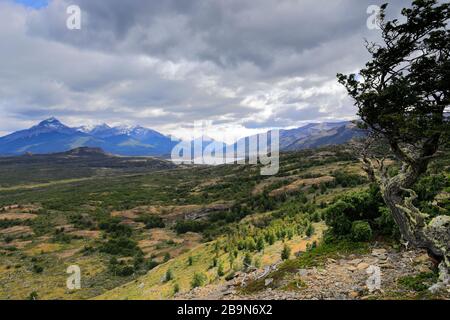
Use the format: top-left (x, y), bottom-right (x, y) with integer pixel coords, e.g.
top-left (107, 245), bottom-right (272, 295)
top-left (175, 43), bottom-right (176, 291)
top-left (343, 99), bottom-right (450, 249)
top-left (0, 0), bottom-right (411, 139)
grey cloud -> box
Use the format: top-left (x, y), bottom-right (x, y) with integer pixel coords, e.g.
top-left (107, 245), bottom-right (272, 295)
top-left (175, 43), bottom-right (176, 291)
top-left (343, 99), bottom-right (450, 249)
top-left (0, 0), bottom-right (413, 137)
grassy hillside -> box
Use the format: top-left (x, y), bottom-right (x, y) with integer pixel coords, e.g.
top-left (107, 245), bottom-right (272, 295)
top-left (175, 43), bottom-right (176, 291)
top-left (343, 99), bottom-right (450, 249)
top-left (0, 145), bottom-right (448, 300)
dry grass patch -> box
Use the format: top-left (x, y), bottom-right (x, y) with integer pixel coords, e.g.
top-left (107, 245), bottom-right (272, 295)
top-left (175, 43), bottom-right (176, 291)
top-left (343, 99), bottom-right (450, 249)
top-left (25, 243), bottom-right (62, 256)
top-left (269, 176), bottom-right (335, 197)
top-left (0, 213), bottom-right (38, 221)
top-left (0, 226), bottom-right (34, 237)
top-left (68, 230), bottom-right (101, 239)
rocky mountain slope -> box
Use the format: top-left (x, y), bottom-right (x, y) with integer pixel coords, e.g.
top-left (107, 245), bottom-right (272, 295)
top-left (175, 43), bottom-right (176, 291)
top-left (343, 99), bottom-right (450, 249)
top-left (0, 118), bottom-right (363, 157)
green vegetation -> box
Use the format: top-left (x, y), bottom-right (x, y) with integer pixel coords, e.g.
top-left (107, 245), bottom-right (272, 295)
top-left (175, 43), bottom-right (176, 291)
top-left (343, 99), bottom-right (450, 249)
top-left (100, 237), bottom-right (142, 257)
top-left (165, 269), bottom-right (174, 282)
top-left (136, 215), bottom-right (165, 229)
top-left (323, 185), bottom-right (398, 240)
top-left (398, 272), bottom-right (438, 292)
top-left (0, 143), bottom-right (447, 300)
top-left (281, 244), bottom-right (291, 260)
top-left (191, 272), bottom-right (207, 288)
top-left (351, 221), bottom-right (373, 242)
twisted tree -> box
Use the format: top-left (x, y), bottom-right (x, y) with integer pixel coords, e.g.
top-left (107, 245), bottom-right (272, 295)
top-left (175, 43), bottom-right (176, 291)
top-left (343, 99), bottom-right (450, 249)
top-left (338, 0), bottom-right (450, 274)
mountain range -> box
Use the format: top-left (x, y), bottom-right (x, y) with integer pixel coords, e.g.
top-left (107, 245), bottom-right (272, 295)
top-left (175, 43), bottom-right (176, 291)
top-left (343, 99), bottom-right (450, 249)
top-left (0, 118), bottom-right (364, 157)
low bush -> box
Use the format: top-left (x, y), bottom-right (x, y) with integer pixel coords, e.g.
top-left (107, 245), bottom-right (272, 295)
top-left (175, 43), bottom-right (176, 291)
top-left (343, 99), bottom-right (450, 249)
top-left (324, 185), bottom-right (398, 240)
top-left (137, 215), bottom-right (165, 229)
top-left (174, 220), bottom-right (208, 234)
top-left (351, 221), bottom-right (373, 241)
top-left (191, 272), bottom-right (207, 288)
top-left (100, 237), bottom-right (142, 256)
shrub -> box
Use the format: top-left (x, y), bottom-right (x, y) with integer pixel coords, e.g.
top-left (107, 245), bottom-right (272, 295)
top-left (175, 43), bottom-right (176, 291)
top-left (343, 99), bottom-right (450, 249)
top-left (100, 237), bottom-right (142, 256)
top-left (32, 264), bottom-right (43, 274)
top-left (163, 252), bottom-right (171, 262)
top-left (243, 253), bottom-right (252, 269)
top-left (324, 186), bottom-right (387, 239)
top-left (217, 263), bottom-right (225, 277)
top-left (332, 171), bottom-right (367, 187)
top-left (165, 269), bottom-right (174, 282)
top-left (145, 259), bottom-right (159, 271)
top-left (27, 291), bottom-right (39, 300)
top-left (191, 272), bottom-right (207, 288)
top-left (51, 231), bottom-right (73, 244)
top-left (225, 272), bottom-right (235, 281)
top-left (374, 207), bottom-right (399, 237)
top-left (108, 257), bottom-right (135, 276)
top-left (281, 244), bottom-right (291, 260)
top-left (245, 237), bottom-right (257, 251)
top-left (69, 213), bottom-right (94, 229)
top-left (266, 232), bottom-right (276, 245)
top-left (305, 223), bottom-right (315, 237)
top-left (133, 251), bottom-right (144, 268)
top-left (116, 265), bottom-right (134, 277)
top-left (256, 237), bottom-right (265, 252)
top-left (174, 220), bottom-right (208, 234)
top-left (137, 215), bottom-right (165, 229)
top-left (398, 272), bottom-right (438, 292)
top-left (98, 218), bottom-right (133, 238)
top-left (351, 221), bottom-right (373, 242)
top-left (211, 257), bottom-right (218, 268)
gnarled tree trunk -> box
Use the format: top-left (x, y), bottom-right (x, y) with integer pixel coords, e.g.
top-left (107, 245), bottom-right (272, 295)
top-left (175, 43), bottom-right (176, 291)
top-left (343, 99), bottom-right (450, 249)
top-left (381, 165), bottom-right (450, 267)
top-left (360, 136), bottom-right (450, 273)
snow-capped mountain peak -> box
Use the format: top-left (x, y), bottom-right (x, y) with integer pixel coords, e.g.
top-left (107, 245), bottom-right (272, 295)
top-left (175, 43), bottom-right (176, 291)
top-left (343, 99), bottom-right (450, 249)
top-left (35, 117), bottom-right (67, 130)
top-left (114, 125), bottom-right (136, 135)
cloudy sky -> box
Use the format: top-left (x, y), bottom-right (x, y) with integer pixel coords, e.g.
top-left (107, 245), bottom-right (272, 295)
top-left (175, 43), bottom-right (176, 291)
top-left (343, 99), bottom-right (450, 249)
top-left (0, 0), bottom-right (411, 141)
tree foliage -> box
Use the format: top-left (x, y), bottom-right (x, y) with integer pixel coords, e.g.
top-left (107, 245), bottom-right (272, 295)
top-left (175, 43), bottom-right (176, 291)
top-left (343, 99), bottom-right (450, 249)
top-left (338, 0), bottom-right (450, 267)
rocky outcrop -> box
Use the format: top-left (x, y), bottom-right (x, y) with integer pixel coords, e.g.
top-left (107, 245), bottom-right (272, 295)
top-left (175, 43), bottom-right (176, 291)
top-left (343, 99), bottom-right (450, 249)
top-left (176, 247), bottom-right (450, 300)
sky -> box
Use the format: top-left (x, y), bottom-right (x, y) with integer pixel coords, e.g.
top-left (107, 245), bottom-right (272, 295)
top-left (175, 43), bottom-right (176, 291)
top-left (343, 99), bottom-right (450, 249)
top-left (0, 0), bottom-right (411, 141)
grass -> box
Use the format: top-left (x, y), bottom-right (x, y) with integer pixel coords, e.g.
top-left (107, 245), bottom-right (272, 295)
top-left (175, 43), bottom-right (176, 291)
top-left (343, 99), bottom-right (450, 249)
top-left (0, 146), bottom-right (370, 300)
top-left (398, 272), bottom-right (438, 292)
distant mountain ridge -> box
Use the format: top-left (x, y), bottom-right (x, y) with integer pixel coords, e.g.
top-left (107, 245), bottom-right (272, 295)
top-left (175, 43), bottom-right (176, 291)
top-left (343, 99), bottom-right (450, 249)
top-left (0, 118), bottom-right (364, 157)
top-left (0, 118), bottom-right (177, 157)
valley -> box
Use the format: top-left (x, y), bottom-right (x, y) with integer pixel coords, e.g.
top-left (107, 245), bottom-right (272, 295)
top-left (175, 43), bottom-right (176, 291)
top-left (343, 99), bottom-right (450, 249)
top-left (0, 145), bottom-right (448, 300)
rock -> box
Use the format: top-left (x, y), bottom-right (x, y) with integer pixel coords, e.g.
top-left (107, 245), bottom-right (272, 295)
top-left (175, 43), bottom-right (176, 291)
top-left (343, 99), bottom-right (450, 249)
top-left (357, 262), bottom-right (370, 270)
top-left (298, 269), bottom-right (308, 277)
top-left (379, 261), bottom-right (393, 268)
top-left (372, 248), bottom-right (387, 257)
top-left (347, 266), bottom-right (357, 272)
top-left (223, 290), bottom-right (236, 296)
top-left (350, 259), bottom-right (363, 265)
top-left (428, 283), bottom-right (445, 294)
top-left (366, 258), bottom-right (379, 265)
top-left (413, 254), bottom-right (430, 264)
top-left (415, 265), bottom-right (432, 273)
top-left (265, 278), bottom-right (274, 286)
